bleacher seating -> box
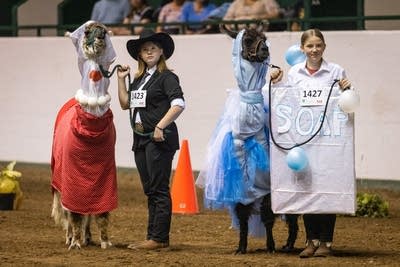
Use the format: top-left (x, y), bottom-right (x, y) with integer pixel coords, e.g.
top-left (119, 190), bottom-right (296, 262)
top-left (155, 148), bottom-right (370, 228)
top-left (0, 0), bottom-right (370, 36)
top-left (306, 0), bottom-right (364, 30)
top-left (57, 0), bottom-right (100, 35)
top-left (0, 0), bottom-right (27, 36)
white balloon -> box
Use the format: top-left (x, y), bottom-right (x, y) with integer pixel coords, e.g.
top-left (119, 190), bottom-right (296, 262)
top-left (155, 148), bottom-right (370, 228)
top-left (88, 96), bottom-right (98, 107)
top-left (338, 90), bottom-right (360, 113)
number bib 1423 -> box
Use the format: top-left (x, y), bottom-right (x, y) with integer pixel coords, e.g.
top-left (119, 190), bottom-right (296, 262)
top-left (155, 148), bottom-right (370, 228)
top-left (130, 90), bottom-right (147, 108)
top-left (300, 87), bottom-right (330, 106)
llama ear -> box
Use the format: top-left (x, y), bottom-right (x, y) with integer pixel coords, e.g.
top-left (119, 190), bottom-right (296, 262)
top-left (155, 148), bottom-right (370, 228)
top-left (220, 24), bottom-right (238, 39)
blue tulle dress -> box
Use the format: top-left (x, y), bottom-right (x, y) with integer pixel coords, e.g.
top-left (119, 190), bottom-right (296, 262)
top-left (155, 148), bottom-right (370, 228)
top-left (197, 30), bottom-right (271, 237)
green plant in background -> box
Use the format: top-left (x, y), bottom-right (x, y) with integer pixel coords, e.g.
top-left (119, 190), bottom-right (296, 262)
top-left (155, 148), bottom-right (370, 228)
top-left (356, 192), bottom-right (389, 218)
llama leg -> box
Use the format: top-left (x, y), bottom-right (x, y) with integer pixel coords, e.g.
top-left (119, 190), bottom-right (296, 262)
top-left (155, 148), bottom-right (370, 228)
top-left (65, 211), bottom-right (73, 246)
top-left (232, 133), bottom-right (250, 253)
top-left (282, 214), bottom-right (299, 252)
top-left (261, 194), bottom-right (275, 253)
top-left (68, 212), bottom-right (83, 250)
top-left (51, 192), bottom-right (63, 224)
top-left (235, 203), bottom-right (252, 254)
top-left (82, 215), bottom-right (92, 246)
top-left (95, 212), bottom-right (112, 249)
top-left (50, 192), bottom-right (73, 246)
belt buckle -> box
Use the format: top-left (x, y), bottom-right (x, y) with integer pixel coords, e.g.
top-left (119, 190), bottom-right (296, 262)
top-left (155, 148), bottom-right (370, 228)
top-left (135, 123), bottom-right (144, 133)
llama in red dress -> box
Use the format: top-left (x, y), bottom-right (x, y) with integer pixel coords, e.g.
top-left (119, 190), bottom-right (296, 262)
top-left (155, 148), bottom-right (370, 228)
top-left (51, 21), bottom-right (117, 250)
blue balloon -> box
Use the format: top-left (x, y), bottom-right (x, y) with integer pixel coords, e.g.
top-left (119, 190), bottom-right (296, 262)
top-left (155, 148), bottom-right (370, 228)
top-left (286, 147), bottom-right (308, 172)
top-left (285, 44), bottom-right (306, 66)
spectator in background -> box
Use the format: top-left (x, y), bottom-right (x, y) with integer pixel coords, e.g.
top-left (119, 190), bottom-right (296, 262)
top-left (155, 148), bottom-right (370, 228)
top-left (113, 0), bottom-right (155, 35)
top-left (157, 0), bottom-right (186, 34)
top-left (202, 2), bottom-right (231, 34)
top-left (289, 0), bottom-right (304, 31)
top-left (180, 0), bottom-right (216, 34)
top-left (91, 0), bottom-right (130, 24)
top-left (223, 0), bottom-right (280, 30)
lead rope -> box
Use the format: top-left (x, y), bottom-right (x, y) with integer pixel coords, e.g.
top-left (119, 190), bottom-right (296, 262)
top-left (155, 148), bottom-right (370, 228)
top-left (268, 65), bottom-right (339, 150)
top-left (99, 64), bottom-right (155, 137)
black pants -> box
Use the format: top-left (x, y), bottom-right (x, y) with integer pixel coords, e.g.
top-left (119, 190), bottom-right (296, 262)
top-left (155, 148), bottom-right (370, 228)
top-left (303, 214), bottom-right (336, 242)
top-left (134, 138), bottom-right (175, 243)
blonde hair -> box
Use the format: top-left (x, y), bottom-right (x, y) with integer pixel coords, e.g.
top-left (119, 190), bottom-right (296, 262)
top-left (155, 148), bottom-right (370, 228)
top-left (135, 46), bottom-right (170, 79)
top-left (82, 22), bottom-right (107, 59)
top-left (300, 28), bottom-right (325, 46)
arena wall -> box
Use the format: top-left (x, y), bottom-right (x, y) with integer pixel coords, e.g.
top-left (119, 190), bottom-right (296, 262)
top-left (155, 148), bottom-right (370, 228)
top-left (0, 31), bottom-right (399, 180)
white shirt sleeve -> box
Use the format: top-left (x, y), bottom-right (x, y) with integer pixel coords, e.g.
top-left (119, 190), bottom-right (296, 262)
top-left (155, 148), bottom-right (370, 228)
top-left (171, 98), bottom-right (185, 109)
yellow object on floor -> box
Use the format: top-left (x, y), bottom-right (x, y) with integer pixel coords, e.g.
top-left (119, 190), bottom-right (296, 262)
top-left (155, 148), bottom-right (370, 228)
top-left (0, 161), bottom-right (23, 209)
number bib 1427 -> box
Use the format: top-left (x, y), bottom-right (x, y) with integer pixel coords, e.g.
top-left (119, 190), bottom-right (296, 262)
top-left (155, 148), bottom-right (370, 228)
top-left (130, 90), bottom-right (147, 108)
top-left (300, 87), bottom-right (330, 106)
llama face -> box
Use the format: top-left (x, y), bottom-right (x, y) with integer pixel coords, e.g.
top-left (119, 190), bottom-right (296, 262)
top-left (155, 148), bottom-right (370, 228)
top-left (220, 24), bottom-right (269, 63)
top-left (70, 21), bottom-right (116, 117)
top-left (241, 29), bottom-right (269, 63)
top-left (82, 22), bottom-right (108, 59)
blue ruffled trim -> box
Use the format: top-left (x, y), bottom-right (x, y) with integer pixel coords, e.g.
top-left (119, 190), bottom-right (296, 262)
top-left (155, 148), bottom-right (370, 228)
top-left (204, 131), bottom-right (269, 209)
top-left (219, 132), bottom-right (245, 204)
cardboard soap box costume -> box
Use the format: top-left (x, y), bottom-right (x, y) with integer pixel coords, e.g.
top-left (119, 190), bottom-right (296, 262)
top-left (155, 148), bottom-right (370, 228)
top-left (269, 82), bottom-right (356, 214)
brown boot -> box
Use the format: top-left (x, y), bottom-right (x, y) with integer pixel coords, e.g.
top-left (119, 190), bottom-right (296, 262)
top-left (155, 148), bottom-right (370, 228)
top-left (127, 240), bottom-right (148, 250)
top-left (299, 240), bottom-right (318, 258)
top-left (314, 242), bottom-right (332, 257)
top-left (132, 240), bottom-right (169, 250)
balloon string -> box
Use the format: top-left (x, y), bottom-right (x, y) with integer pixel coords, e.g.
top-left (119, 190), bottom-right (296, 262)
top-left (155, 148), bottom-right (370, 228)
top-left (268, 65), bottom-right (339, 151)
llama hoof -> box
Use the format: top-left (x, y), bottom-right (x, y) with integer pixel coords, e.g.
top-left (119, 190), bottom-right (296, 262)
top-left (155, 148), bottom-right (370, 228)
top-left (68, 240), bottom-right (82, 250)
top-left (280, 244), bottom-right (295, 253)
top-left (65, 237), bottom-right (72, 246)
top-left (266, 247), bottom-right (276, 254)
top-left (235, 248), bottom-right (247, 255)
top-left (266, 239), bottom-right (276, 254)
top-left (82, 237), bottom-right (94, 246)
top-left (100, 241), bottom-right (113, 249)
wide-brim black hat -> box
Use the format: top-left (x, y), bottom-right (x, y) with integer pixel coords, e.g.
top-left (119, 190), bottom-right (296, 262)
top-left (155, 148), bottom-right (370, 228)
top-left (126, 29), bottom-right (175, 60)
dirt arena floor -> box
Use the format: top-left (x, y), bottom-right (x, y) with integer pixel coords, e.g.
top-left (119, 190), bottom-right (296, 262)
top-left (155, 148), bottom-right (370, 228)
top-left (1, 163), bottom-right (400, 266)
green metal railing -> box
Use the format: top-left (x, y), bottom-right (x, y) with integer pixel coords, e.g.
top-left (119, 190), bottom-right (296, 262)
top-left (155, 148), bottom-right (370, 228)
top-left (1, 15), bottom-right (400, 37)
top-left (303, 0), bottom-right (365, 30)
top-left (0, 0), bottom-right (28, 36)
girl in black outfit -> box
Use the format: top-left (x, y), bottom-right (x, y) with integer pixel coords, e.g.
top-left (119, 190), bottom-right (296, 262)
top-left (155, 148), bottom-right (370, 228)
top-left (117, 29), bottom-right (185, 250)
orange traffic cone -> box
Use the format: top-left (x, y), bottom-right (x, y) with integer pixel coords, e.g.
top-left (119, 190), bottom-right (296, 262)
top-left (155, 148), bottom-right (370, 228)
top-left (171, 139), bottom-right (199, 214)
